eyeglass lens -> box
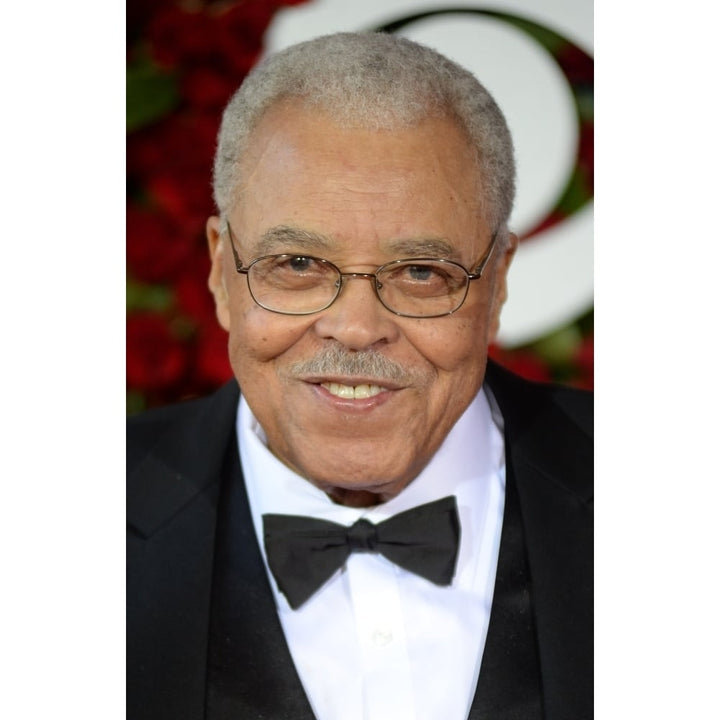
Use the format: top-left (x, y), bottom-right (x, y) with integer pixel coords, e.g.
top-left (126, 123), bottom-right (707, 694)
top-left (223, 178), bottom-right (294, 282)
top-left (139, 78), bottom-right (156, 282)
top-left (246, 255), bottom-right (470, 317)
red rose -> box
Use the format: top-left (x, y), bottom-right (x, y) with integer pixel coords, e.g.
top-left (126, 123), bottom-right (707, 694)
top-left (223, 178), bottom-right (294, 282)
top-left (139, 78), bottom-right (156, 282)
top-left (127, 312), bottom-right (189, 392)
top-left (488, 345), bottom-right (553, 383)
top-left (520, 210), bottom-right (567, 242)
top-left (146, 171), bottom-right (213, 237)
top-left (131, 113), bottom-right (218, 234)
top-left (182, 67), bottom-right (239, 110)
top-left (214, 2), bottom-right (276, 76)
top-left (148, 7), bottom-right (217, 70)
top-left (555, 43), bottom-right (594, 87)
top-left (127, 0), bottom-right (176, 46)
top-left (174, 254), bottom-right (215, 325)
top-left (127, 205), bottom-right (195, 283)
top-left (147, 2), bottom-right (272, 76)
top-left (128, 120), bottom-right (170, 180)
top-left (128, 0), bottom-right (315, 410)
top-left (572, 334), bottom-right (594, 390)
top-left (195, 321), bottom-right (233, 386)
top-left (578, 121), bottom-right (594, 194)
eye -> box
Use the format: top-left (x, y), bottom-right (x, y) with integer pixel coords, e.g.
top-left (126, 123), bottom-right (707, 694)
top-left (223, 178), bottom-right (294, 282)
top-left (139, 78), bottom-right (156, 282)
top-left (287, 256), bottom-right (314, 272)
top-left (258, 255), bottom-right (334, 290)
top-left (382, 261), bottom-right (466, 297)
top-left (398, 262), bottom-right (454, 286)
top-left (406, 264), bottom-right (436, 281)
top-left (271, 255), bottom-right (325, 276)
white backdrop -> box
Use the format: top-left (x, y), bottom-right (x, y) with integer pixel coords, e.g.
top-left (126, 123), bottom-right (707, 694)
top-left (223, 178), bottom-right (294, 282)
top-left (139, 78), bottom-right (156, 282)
top-left (264, 0), bottom-right (593, 346)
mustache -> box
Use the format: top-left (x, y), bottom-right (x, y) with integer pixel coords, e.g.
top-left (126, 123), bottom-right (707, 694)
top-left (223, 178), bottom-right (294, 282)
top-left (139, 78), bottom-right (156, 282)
top-left (288, 346), bottom-right (414, 384)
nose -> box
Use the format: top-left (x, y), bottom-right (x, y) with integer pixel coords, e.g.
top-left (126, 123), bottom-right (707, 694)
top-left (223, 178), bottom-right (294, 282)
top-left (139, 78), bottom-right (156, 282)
top-left (312, 273), bottom-right (400, 350)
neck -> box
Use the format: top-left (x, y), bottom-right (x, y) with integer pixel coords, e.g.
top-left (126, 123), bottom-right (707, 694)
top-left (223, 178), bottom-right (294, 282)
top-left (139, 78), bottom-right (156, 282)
top-left (326, 487), bottom-right (390, 508)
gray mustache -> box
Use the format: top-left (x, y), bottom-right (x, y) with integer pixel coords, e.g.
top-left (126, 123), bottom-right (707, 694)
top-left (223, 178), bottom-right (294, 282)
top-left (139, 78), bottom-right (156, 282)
top-left (288, 346), bottom-right (412, 384)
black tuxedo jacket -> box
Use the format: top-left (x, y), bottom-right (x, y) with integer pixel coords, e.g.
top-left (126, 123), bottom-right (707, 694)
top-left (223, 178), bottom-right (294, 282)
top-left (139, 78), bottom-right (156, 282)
top-left (127, 361), bottom-right (593, 719)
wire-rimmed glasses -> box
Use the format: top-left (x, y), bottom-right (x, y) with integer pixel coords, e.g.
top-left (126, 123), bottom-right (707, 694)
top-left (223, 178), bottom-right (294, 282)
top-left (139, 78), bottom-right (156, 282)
top-left (224, 221), bottom-right (497, 319)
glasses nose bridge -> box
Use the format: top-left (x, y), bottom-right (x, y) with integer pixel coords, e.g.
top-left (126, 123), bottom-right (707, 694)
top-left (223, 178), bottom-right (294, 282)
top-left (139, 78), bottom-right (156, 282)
top-left (338, 270), bottom-right (378, 283)
top-left (333, 269), bottom-right (383, 305)
top-left (335, 270), bottom-right (381, 291)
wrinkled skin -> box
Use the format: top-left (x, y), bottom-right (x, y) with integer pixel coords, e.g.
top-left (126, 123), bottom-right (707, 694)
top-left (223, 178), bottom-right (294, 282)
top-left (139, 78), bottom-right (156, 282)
top-left (207, 102), bottom-right (516, 506)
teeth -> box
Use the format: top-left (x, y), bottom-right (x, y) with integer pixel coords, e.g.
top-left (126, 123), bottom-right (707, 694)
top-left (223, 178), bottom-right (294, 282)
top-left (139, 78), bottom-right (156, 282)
top-left (322, 382), bottom-right (385, 399)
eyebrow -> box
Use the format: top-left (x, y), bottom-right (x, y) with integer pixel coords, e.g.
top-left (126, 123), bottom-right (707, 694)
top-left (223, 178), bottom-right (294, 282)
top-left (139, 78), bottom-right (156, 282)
top-left (255, 226), bottom-right (333, 255)
top-left (383, 237), bottom-right (460, 260)
top-left (254, 225), bottom-right (461, 261)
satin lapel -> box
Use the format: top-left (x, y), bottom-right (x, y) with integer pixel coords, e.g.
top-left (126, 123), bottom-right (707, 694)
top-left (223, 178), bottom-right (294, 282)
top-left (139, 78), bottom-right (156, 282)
top-left (468, 454), bottom-right (543, 720)
top-left (484, 362), bottom-right (594, 720)
top-left (127, 382), bottom-right (240, 720)
top-left (205, 436), bottom-right (316, 720)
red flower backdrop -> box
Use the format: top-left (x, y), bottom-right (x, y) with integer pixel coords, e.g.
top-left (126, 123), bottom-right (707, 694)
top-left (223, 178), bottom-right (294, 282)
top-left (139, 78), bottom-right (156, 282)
top-left (127, 0), bottom-right (310, 413)
top-left (127, 0), bottom-right (593, 414)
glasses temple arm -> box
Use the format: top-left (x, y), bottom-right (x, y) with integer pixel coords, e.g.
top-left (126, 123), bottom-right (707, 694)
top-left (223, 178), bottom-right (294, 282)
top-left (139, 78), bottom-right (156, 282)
top-left (468, 231), bottom-right (498, 279)
top-left (224, 220), bottom-right (248, 274)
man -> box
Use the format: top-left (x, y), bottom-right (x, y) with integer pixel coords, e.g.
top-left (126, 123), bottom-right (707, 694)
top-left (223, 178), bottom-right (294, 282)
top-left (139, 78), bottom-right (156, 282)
top-left (127, 32), bottom-right (592, 720)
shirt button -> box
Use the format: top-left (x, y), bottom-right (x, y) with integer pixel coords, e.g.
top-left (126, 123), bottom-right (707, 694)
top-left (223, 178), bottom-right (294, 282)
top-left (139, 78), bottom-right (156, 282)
top-left (372, 628), bottom-right (393, 646)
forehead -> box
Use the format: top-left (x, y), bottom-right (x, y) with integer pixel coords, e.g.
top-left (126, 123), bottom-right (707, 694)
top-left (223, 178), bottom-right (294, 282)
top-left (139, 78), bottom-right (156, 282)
top-left (232, 103), bottom-right (489, 259)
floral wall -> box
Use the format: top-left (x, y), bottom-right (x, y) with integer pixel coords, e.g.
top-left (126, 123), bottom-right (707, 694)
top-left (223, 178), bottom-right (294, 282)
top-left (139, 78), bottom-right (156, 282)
top-left (127, 0), bottom-right (593, 414)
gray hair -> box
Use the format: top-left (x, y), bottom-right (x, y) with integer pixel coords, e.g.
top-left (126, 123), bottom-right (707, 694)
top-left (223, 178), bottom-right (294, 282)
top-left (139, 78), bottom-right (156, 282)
top-left (213, 32), bottom-right (515, 241)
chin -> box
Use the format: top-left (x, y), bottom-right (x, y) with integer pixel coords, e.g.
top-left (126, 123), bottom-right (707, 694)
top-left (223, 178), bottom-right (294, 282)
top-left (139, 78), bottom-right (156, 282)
top-left (298, 450), bottom-right (421, 501)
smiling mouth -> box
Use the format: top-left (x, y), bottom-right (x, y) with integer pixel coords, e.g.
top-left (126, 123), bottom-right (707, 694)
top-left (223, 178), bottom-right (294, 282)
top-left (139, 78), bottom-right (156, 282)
top-left (320, 382), bottom-right (386, 399)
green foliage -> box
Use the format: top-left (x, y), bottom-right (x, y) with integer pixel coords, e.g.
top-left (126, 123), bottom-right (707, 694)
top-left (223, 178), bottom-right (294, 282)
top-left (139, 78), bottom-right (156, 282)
top-left (127, 58), bottom-right (180, 133)
top-left (530, 323), bottom-right (583, 365)
top-left (556, 168), bottom-right (591, 215)
top-left (576, 88), bottom-right (594, 122)
top-left (126, 278), bottom-right (174, 313)
top-left (126, 390), bottom-right (147, 415)
top-left (499, 15), bottom-right (565, 54)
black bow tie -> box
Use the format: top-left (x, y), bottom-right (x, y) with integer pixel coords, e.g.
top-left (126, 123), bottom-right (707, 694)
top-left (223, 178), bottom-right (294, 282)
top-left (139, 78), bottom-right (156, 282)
top-left (262, 495), bottom-right (460, 609)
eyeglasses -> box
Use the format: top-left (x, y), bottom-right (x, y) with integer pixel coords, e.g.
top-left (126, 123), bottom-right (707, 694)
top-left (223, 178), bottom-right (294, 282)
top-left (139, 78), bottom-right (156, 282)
top-left (224, 221), bottom-right (497, 319)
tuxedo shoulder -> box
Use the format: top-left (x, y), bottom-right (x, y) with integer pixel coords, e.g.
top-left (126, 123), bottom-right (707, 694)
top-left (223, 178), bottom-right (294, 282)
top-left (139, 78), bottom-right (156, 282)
top-left (484, 361), bottom-right (593, 504)
top-left (127, 381), bottom-right (240, 473)
top-left (128, 394), bottom-right (209, 444)
top-left (128, 395), bottom-right (205, 472)
top-left (545, 382), bottom-right (592, 437)
top-left (517, 373), bottom-right (592, 438)
top-left (127, 382), bottom-right (240, 539)
top-left (485, 360), bottom-right (592, 437)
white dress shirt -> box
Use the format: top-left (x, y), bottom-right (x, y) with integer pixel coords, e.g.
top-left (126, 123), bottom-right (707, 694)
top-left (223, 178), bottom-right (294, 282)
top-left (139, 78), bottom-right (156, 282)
top-left (237, 388), bottom-right (506, 720)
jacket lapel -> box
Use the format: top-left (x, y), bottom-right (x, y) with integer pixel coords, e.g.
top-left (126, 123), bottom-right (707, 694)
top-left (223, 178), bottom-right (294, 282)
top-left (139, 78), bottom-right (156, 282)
top-left (128, 381), bottom-right (315, 720)
top-left (483, 362), bottom-right (594, 720)
top-left (468, 449), bottom-right (543, 720)
top-left (205, 429), bottom-right (316, 719)
top-left (127, 382), bottom-right (240, 720)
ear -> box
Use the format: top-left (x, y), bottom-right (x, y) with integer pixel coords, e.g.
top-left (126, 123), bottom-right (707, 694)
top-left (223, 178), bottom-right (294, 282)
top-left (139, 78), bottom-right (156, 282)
top-left (206, 216), bottom-right (231, 331)
top-left (487, 232), bottom-right (518, 343)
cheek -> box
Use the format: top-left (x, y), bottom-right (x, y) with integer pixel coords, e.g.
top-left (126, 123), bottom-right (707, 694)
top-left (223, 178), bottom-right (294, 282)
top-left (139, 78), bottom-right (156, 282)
top-left (409, 313), bottom-right (488, 375)
top-left (226, 301), bottom-right (313, 367)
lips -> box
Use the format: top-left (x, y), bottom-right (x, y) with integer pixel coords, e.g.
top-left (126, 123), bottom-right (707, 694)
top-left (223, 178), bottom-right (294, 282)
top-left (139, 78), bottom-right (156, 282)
top-left (321, 382), bottom-right (385, 399)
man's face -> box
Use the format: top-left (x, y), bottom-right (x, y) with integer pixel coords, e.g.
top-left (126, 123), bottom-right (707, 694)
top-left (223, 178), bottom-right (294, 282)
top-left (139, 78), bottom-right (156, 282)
top-left (207, 102), bottom-right (515, 505)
